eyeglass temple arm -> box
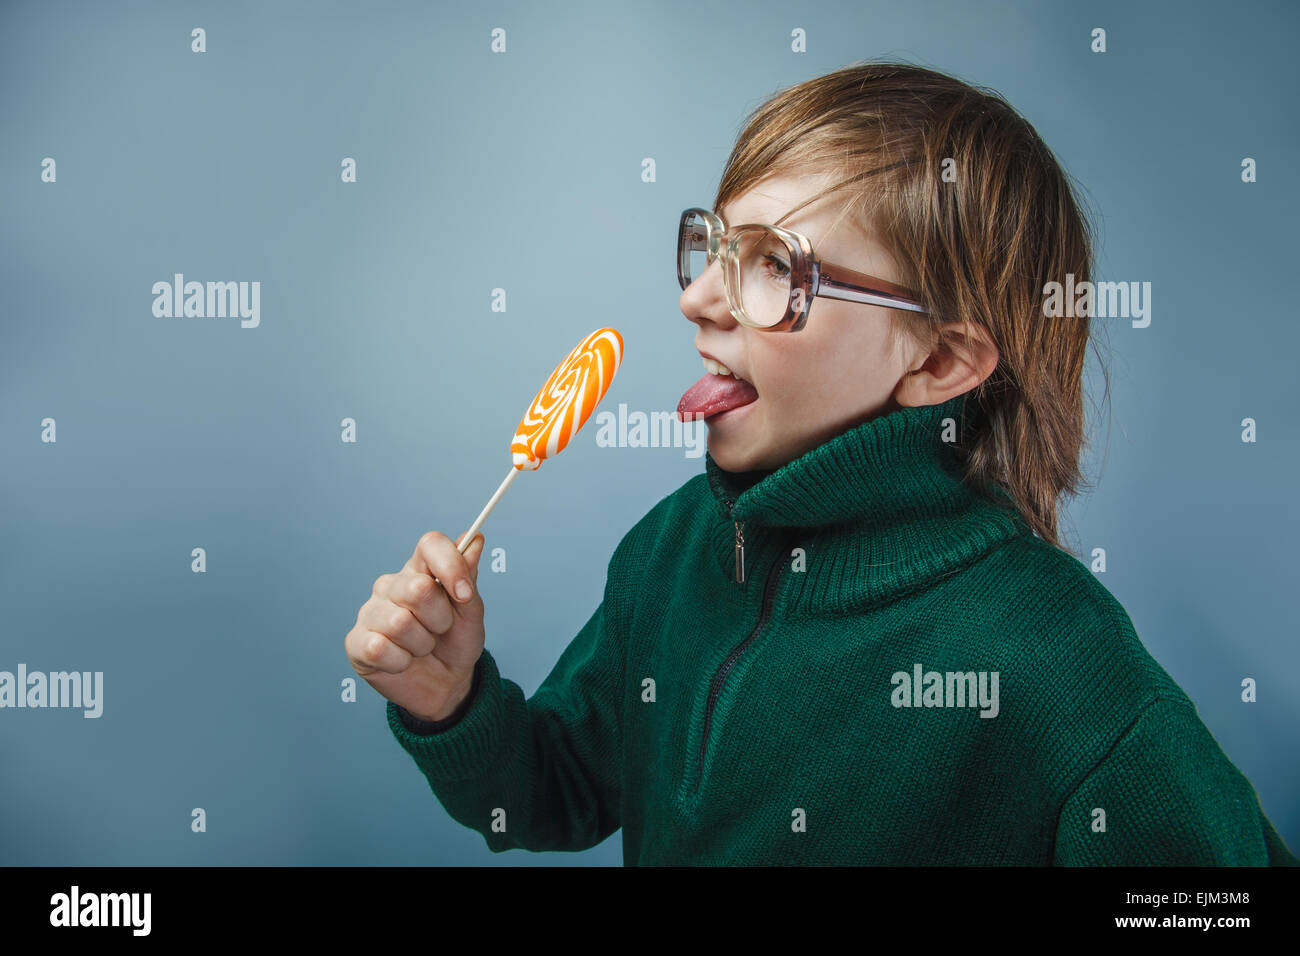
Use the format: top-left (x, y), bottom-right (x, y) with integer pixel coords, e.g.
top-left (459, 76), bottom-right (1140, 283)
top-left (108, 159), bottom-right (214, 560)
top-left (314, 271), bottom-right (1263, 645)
top-left (816, 269), bottom-right (928, 314)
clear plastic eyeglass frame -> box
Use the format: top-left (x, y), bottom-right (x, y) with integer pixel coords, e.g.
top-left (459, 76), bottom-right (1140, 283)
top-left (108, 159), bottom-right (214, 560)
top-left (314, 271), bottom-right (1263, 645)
top-left (677, 207), bottom-right (928, 332)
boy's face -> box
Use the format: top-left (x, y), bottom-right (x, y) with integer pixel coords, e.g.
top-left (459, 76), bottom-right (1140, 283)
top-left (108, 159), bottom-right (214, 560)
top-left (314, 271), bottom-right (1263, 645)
top-left (679, 171), bottom-right (927, 473)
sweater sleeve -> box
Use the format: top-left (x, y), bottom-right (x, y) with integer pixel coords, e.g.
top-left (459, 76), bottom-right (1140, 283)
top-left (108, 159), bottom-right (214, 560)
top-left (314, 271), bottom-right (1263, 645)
top-left (1052, 696), bottom-right (1299, 866)
top-left (384, 594), bottom-right (625, 854)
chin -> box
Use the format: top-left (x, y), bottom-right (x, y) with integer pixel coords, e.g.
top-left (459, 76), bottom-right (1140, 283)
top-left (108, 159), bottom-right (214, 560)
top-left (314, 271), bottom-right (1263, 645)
top-left (708, 439), bottom-right (766, 473)
top-left (706, 440), bottom-right (744, 472)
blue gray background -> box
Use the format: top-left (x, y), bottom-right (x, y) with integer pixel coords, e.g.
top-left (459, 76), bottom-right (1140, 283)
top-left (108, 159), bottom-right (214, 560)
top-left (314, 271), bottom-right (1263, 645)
top-left (2, 0), bottom-right (1296, 865)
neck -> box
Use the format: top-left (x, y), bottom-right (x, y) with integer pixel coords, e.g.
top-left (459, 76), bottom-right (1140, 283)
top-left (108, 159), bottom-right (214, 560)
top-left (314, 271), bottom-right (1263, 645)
top-left (704, 393), bottom-right (1034, 612)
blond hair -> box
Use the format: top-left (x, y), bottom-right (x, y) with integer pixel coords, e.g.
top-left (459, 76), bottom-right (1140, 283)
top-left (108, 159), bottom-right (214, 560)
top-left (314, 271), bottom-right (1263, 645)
top-left (714, 59), bottom-right (1110, 554)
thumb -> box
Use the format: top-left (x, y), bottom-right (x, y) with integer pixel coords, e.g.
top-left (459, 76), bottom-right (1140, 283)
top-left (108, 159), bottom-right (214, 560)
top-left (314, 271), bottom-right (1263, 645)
top-left (464, 533), bottom-right (486, 585)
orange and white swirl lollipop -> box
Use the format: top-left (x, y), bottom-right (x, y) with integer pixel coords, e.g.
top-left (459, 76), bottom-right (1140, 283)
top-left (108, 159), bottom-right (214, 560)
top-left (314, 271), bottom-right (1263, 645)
top-left (510, 328), bottom-right (623, 470)
top-left (457, 328), bottom-right (624, 554)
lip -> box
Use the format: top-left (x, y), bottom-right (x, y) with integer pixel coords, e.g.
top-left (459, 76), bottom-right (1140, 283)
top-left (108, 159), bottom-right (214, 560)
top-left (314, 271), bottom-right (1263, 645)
top-left (696, 347), bottom-right (752, 386)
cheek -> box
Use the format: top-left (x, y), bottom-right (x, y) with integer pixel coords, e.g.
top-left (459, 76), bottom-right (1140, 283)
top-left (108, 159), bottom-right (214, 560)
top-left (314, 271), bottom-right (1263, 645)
top-left (755, 327), bottom-right (895, 416)
top-left (749, 341), bottom-right (840, 426)
top-left (759, 335), bottom-right (847, 398)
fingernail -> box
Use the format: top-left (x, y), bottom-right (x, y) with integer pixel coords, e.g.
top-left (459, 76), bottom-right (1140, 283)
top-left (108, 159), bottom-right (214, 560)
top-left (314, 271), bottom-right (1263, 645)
top-left (455, 580), bottom-right (472, 601)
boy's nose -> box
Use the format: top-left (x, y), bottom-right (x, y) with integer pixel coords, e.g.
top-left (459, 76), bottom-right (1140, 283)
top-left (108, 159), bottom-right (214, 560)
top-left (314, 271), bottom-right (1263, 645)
top-left (679, 260), bottom-right (737, 329)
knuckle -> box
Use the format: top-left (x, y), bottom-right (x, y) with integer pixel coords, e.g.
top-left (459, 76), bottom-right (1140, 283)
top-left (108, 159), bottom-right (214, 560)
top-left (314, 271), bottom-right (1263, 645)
top-left (418, 530), bottom-right (450, 554)
top-left (408, 573), bottom-right (435, 604)
top-left (430, 602), bottom-right (455, 635)
top-left (386, 604), bottom-right (413, 637)
top-left (369, 632), bottom-right (410, 672)
top-left (361, 631), bottom-right (386, 666)
top-left (356, 596), bottom-right (379, 628)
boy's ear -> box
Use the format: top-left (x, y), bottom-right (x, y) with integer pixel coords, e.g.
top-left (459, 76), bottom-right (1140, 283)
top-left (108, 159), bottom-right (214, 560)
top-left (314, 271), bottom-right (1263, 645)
top-left (896, 320), bottom-right (998, 407)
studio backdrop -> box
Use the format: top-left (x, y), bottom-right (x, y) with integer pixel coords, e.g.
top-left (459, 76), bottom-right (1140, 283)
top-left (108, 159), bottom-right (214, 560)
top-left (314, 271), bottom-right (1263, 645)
top-left (2, 0), bottom-right (1296, 865)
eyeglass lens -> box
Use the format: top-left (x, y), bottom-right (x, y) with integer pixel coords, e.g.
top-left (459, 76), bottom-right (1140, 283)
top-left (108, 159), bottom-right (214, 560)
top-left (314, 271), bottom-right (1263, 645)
top-left (679, 211), bottom-right (792, 328)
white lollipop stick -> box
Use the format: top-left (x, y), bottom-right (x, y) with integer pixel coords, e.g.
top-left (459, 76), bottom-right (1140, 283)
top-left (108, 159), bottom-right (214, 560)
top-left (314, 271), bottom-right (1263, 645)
top-left (457, 466), bottom-right (521, 554)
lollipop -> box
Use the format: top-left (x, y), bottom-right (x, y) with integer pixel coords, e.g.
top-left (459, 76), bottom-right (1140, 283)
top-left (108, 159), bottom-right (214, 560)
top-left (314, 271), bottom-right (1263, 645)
top-left (456, 327), bottom-right (624, 554)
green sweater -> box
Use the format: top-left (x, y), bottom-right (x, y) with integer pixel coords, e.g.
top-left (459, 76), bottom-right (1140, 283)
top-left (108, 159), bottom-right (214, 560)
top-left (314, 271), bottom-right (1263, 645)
top-left (386, 393), bottom-right (1297, 865)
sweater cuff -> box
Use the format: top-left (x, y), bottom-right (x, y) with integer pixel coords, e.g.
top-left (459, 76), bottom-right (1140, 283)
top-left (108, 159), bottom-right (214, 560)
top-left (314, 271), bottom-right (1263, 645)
top-left (385, 648), bottom-right (506, 782)
top-left (393, 659), bottom-right (482, 734)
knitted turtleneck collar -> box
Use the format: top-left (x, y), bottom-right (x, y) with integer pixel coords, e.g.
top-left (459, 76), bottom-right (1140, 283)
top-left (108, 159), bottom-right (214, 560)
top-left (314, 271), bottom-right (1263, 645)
top-left (703, 392), bottom-right (1034, 614)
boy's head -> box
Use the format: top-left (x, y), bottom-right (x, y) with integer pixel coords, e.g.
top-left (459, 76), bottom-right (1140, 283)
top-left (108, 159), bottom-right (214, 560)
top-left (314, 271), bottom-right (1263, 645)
top-left (679, 60), bottom-right (1097, 551)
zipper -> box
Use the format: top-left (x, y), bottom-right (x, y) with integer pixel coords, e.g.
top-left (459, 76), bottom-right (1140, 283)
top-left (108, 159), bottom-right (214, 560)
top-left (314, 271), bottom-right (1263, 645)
top-left (695, 530), bottom-right (787, 791)
top-left (726, 498), bottom-right (745, 583)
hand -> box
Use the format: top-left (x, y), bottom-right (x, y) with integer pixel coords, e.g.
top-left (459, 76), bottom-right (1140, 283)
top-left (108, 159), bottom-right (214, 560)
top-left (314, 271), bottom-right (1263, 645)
top-left (345, 530), bottom-right (486, 722)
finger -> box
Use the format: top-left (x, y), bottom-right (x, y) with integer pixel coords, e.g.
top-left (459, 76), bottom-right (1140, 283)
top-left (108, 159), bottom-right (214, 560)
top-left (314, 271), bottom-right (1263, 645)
top-left (406, 530), bottom-right (478, 606)
top-left (462, 533), bottom-right (485, 585)
top-left (451, 535), bottom-right (486, 621)
top-left (346, 628), bottom-right (414, 676)
top-left (357, 595), bottom-right (437, 657)
top-left (404, 529), bottom-right (461, 574)
top-left (374, 571), bottom-right (455, 637)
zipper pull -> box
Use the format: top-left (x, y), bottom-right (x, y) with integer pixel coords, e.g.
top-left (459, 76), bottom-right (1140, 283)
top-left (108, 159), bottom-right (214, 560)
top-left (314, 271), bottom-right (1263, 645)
top-left (734, 521), bottom-right (745, 583)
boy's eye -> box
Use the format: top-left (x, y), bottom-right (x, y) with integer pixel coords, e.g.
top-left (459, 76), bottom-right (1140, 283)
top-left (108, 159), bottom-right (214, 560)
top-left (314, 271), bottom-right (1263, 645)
top-left (762, 253), bottom-right (791, 279)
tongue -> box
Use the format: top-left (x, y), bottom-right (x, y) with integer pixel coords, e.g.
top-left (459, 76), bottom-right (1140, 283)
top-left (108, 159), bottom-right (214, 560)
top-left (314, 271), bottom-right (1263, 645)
top-left (677, 373), bottom-right (759, 421)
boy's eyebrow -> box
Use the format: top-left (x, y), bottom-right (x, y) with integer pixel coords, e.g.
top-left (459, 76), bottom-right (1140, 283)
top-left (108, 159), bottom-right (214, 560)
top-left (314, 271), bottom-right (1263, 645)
top-left (717, 200), bottom-right (820, 238)
top-left (718, 205), bottom-right (791, 230)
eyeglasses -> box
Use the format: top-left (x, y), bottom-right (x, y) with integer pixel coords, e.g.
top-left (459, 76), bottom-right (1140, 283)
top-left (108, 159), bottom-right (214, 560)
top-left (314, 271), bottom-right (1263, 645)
top-left (677, 207), bottom-right (928, 332)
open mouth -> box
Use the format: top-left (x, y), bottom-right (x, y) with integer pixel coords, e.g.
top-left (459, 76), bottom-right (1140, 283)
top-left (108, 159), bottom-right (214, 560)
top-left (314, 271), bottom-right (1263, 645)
top-left (677, 358), bottom-right (759, 421)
